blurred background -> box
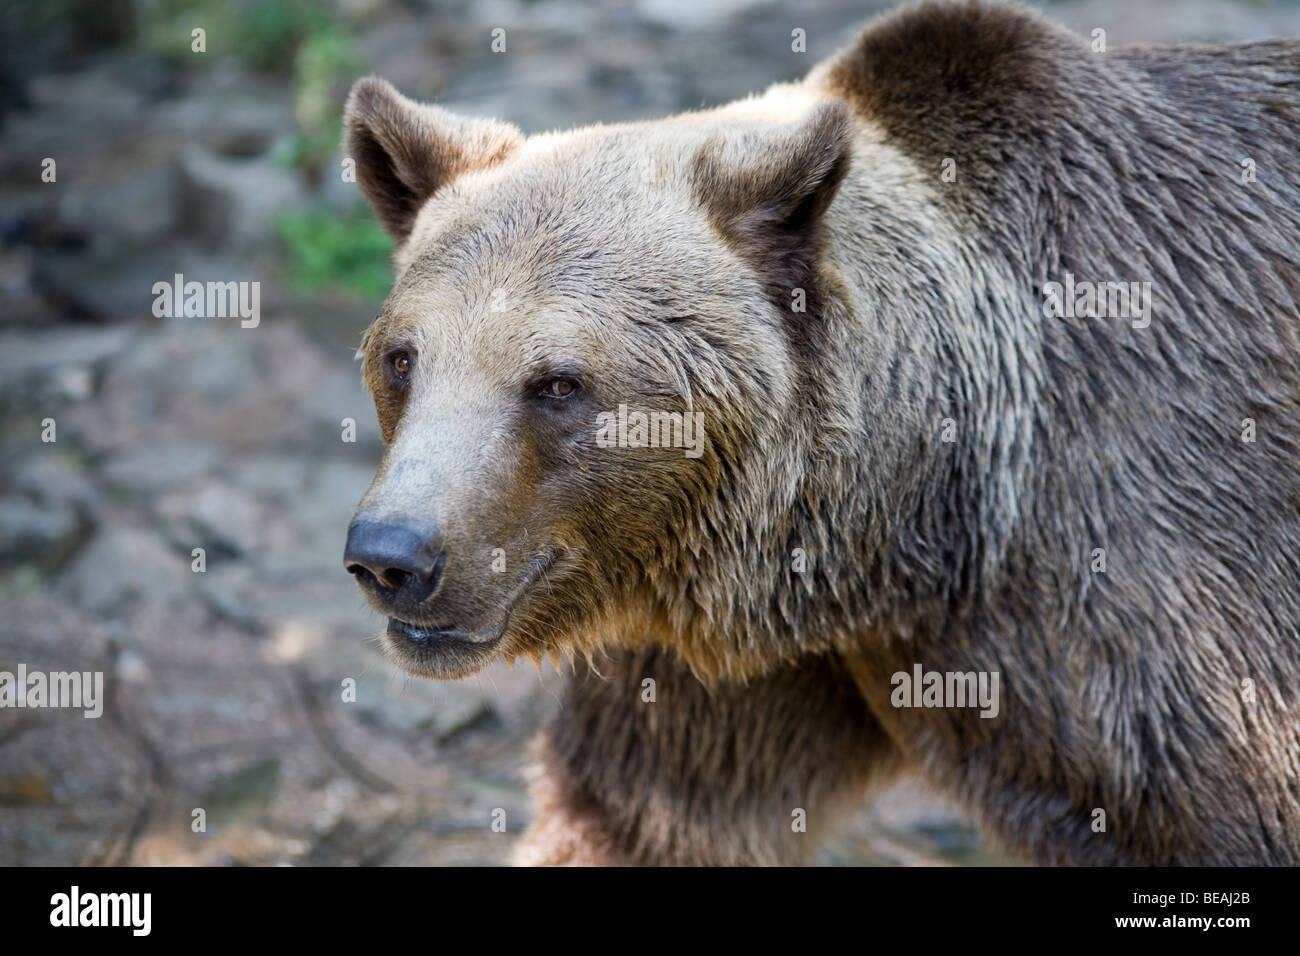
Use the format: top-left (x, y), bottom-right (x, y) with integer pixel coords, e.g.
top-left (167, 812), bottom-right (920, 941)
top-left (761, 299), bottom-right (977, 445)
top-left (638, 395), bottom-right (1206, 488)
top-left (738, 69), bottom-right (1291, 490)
top-left (3, 0), bottom-right (1299, 866)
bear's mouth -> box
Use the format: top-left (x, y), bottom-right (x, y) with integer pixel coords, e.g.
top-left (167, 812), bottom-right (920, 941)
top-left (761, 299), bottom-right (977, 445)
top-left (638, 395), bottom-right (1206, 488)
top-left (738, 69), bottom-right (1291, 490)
top-left (384, 621), bottom-right (462, 642)
top-left (379, 553), bottom-right (556, 679)
top-left (386, 618), bottom-right (486, 645)
top-left (382, 623), bottom-right (502, 679)
top-left (382, 617), bottom-right (504, 680)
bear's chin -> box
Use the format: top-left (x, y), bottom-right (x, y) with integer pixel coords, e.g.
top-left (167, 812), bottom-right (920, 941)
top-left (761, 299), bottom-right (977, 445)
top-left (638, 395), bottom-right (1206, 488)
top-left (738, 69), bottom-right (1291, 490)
top-left (380, 618), bottom-right (505, 679)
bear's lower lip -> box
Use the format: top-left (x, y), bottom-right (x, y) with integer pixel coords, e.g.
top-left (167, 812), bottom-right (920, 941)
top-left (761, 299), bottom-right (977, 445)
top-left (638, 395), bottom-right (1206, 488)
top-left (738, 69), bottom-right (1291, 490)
top-left (386, 618), bottom-right (486, 645)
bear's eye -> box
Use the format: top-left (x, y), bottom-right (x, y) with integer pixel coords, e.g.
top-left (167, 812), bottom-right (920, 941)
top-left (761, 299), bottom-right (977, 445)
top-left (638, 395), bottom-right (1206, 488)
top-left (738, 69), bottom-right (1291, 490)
top-left (539, 378), bottom-right (579, 401)
top-left (384, 349), bottom-right (413, 387)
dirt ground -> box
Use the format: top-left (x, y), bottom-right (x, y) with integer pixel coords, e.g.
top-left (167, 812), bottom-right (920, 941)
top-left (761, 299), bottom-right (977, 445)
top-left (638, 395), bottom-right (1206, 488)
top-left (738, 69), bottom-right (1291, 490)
top-left (3, 0), bottom-right (1299, 866)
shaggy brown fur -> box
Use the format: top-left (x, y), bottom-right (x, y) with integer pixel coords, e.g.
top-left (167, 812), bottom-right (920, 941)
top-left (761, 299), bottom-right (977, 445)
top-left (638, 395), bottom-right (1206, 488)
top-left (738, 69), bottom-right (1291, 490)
top-left (344, 1), bottom-right (1300, 865)
top-left (515, 648), bottom-right (899, 865)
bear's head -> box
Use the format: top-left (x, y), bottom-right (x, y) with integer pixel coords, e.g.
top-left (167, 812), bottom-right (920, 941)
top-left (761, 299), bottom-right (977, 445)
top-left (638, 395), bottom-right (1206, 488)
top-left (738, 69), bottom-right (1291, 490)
top-left (342, 77), bottom-right (855, 679)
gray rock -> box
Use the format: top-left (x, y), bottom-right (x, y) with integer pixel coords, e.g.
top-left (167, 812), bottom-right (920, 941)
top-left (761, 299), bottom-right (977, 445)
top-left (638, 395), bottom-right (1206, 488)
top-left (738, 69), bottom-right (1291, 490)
top-left (229, 454), bottom-right (312, 501)
top-left (278, 458), bottom-right (376, 558)
top-left (193, 562), bottom-right (260, 629)
top-left (61, 525), bottom-right (190, 614)
top-left (0, 326), bottom-right (131, 405)
top-left (170, 480), bottom-right (264, 556)
top-left (293, 363), bottom-right (382, 452)
top-left (56, 161), bottom-right (181, 249)
top-left (0, 248), bottom-right (49, 326)
top-left (12, 452), bottom-right (99, 511)
top-left (0, 494), bottom-right (81, 565)
top-left (101, 441), bottom-right (223, 495)
top-left (32, 247), bottom-right (179, 324)
top-left (152, 81), bottom-right (294, 160)
top-left (177, 144), bottom-right (306, 253)
top-left (351, 668), bottom-right (494, 743)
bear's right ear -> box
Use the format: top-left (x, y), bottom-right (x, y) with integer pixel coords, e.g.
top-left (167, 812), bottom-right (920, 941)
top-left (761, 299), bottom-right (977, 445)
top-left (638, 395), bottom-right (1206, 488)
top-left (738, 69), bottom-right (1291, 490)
top-left (344, 77), bottom-right (523, 244)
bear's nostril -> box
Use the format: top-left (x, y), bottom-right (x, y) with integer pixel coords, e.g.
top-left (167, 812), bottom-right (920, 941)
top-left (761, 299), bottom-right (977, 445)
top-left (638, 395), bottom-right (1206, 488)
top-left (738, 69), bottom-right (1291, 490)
top-left (380, 567), bottom-right (412, 591)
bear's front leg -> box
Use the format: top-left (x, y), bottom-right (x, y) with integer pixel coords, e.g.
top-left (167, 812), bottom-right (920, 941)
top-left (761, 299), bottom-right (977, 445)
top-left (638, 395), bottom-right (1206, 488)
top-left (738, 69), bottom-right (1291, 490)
top-left (513, 646), bottom-right (900, 866)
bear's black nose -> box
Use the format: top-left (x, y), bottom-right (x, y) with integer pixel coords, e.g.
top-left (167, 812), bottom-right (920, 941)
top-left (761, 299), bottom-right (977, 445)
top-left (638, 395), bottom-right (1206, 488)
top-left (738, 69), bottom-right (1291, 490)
top-left (344, 520), bottom-right (445, 603)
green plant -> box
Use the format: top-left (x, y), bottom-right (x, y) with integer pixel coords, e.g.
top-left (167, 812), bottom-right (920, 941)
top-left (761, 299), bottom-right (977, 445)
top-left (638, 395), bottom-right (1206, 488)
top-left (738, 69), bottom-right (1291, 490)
top-left (290, 25), bottom-right (363, 178)
top-left (276, 206), bottom-right (393, 301)
top-left (137, 0), bottom-right (331, 73)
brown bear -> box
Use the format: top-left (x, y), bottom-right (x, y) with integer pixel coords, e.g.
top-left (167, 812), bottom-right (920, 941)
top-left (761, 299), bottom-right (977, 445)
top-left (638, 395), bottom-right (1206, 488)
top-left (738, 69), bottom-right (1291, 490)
top-left (340, 0), bottom-right (1300, 865)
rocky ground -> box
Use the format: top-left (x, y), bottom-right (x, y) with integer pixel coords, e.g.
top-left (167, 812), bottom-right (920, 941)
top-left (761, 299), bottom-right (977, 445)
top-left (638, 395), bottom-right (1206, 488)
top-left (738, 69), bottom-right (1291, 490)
top-left (3, 0), bottom-right (1298, 866)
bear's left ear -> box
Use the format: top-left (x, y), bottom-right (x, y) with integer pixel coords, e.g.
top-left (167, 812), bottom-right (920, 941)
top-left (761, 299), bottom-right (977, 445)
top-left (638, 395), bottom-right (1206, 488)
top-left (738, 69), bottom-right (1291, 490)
top-left (693, 99), bottom-right (852, 308)
top-left (344, 77), bottom-right (523, 245)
